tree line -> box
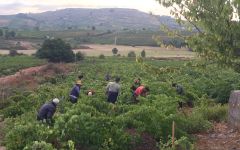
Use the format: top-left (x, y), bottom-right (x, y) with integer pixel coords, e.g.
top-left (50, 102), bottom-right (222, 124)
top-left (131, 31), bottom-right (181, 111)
top-left (0, 28), bottom-right (16, 39)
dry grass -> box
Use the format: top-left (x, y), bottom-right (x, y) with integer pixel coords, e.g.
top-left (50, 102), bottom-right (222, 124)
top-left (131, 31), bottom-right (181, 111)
top-left (0, 44), bottom-right (195, 58)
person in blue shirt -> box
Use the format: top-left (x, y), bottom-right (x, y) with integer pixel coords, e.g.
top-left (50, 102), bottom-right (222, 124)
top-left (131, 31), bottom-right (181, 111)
top-left (69, 80), bottom-right (82, 103)
top-left (37, 98), bottom-right (60, 125)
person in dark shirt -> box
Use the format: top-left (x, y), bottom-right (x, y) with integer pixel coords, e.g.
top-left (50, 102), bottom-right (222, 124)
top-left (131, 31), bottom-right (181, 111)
top-left (37, 98), bottom-right (60, 125)
top-left (105, 72), bottom-right (111, 81)
top-left (69, 80), bottom-right (82, 103)
top-left (172, 83), bottom-right (184, 95)
top-left (172, 83), bottom-right (193, 108)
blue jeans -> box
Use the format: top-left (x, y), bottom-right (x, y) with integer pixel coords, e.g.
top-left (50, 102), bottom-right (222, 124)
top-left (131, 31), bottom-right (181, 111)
top-left (107, 91), bottom-right (118, 103)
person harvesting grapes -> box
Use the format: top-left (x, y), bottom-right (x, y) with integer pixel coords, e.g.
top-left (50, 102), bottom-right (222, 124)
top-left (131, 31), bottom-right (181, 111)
top-left (69, 80), bottom-right (82, 103)
top-left (37, 98), bottom-right (60, 125)
top-left (106, 77), bottom-right (121, 103)
top-left (133, 85), bottom-right (150, 103)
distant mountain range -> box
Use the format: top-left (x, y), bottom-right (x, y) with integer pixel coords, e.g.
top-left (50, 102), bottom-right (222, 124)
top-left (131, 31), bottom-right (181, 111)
top-left (0, 8), bottom-right (182, 31)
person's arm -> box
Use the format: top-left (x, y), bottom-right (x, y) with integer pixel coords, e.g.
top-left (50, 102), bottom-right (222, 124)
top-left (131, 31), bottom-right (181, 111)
top-left (118, 84), bottom-right (121, 95)
top-left (46, 109), bottom-right (55, 124)
top-left (76, 86), bottom-right (80, 96)
top-left (106, 83), bottom-right (110, 94)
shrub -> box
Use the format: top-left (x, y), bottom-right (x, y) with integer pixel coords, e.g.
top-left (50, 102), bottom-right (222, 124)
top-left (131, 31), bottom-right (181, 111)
top-left (112, 48), bottom-right (118, 55)
top-left (9, 50), bottom-right (19, 56)
top-left (23, 141), bottom-right (56, 150)
top-left (128, 51), bottom-right (136, 58)
top-left (196, 104), bottom-right (228, 122)
top-left (75, 51), bottom-right (85, 61)
top-left (36, 39), bottom-right (74, 62)
top-left (183, 112), bottom-right (212, 134)
top-left (141, 50), bottom-right (146, 58)
top-left (99, 54), bottom-right (105, 59)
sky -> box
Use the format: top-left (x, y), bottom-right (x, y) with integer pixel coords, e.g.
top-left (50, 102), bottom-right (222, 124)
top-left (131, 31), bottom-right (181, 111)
top-left (0, 0), bottom-right (171, 16)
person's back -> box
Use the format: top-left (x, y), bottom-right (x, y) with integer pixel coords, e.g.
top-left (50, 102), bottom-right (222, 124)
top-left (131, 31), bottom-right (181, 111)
top-left (37, 98), bottom-right (59, 124)
top-left (176, 84), bottom-right (184, 95)
top-left (134, 85), bottom-right (145, 97)
top-left (133, 85), bottom-right (149, 103)
top-left (106, 77), bottom-right (121, 103)
top-left (107, 82), bottom-right (120, 93)
top-left (37, 102), bottom-right (56, 120)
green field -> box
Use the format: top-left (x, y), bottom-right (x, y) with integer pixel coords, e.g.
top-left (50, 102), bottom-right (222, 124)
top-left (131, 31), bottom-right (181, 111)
top-left (1, 57), bottom-right (237, 149)
top-left (12, 30), bottom-right (184, 49)
top-left (0, 56), bottom-right (46, 77)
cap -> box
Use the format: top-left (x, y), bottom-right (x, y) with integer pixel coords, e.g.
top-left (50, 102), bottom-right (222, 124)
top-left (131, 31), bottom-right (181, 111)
top-left (52, 98), bottom-right (60, 104)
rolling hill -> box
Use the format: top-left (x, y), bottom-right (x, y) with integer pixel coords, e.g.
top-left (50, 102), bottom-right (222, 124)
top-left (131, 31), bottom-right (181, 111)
top-left (0, 8), bottom-right (181, 31)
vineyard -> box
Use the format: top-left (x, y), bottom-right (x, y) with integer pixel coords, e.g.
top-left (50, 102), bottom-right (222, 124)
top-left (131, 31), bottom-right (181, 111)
top-left (0, 56), bottom-right (46, 77)
top-left (1, 57), bottom-right (239, 149)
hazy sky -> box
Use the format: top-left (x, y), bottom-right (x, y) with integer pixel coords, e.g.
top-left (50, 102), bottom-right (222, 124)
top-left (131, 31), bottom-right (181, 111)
top-left (0, 0), bottom-right (171, 16)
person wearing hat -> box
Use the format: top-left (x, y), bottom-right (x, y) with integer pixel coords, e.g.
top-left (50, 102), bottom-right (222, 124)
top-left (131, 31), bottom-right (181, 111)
top-left (37, 98), bottom-right (60, 125)
top-left (106, 77), bottom-right (121, 104)
top-left (69, 80), bottom-right (82, 103)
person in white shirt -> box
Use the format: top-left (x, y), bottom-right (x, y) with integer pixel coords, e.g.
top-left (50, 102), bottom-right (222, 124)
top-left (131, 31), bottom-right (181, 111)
top-left (106, 77), bottom-right (121, 104)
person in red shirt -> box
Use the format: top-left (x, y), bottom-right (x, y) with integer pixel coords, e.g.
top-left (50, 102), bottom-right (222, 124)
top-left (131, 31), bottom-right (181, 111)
top-left (133, 85), bottom-right (149, 103)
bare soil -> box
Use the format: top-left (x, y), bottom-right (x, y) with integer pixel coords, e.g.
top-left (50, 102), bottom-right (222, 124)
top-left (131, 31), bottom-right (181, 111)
top-left (126, 128), bottom-right (158, 150)
top-left (195, 122), bottom-right (240, 150)
top-left (0, 44), bottom-right (195, 58)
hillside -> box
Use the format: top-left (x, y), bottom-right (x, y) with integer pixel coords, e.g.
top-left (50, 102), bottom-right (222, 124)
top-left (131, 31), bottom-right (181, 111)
top-left (0, 8), bottom-right (180, 31)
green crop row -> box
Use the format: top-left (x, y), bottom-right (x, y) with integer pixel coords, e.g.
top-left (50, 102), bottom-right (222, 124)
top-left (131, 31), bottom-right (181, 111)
top-left (0, 56), bottom-right (46, 77)
top-left (1, 57), bottom-right (233, 150)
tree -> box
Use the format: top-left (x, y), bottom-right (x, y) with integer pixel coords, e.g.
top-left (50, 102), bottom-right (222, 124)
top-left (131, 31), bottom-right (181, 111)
top-left (112, 48), bottom-right (118, 55)
top-left (128, 51), bottom-right (136, 58)
top-left (36, 39), bottom-right (74, 62)
top-left (157, 0), bottom-right (240, 72)
top-left (75, 51), bottom-right (85, 61)
top-left (141, 50), bottom-right (146, 58)
top-left (99, 54), bottom-right (105, 59)
top-left (5, 30), bottom-right (16, 39)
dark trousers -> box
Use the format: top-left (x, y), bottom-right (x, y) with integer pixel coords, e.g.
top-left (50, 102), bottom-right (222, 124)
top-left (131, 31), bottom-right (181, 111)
top-left (107, 91), bottom-right (118, 103)
top-left (70, 97), bottom-right (78, 104)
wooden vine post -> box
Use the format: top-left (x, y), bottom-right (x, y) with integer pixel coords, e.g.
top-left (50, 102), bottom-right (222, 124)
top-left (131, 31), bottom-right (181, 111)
top-left (172, 121), bottom-right (175, 148)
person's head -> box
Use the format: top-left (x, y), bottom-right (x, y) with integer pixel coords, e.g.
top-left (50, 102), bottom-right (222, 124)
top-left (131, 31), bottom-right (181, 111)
top-left (88, 91), bottom-right (93, 96)
top-left (115, 77), bottom-right (120, 83)
top-left (76, 80), bottom-right (82, 86)
top-left (141, 86), bottom-right (149, 97)
top-left (52, 98), bottom-right (60, 105)
top-left (172, 83), bottom-right (177, 87)
top-left (78, 74), bottom-right (84, 80)
top-left (134, 78), bottom-right (141, 84)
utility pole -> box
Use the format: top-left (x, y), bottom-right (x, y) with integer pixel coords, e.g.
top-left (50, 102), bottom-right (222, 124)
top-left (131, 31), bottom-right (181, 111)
top-left (114, 31), bottom-right (118, 45)
top-left (114, 36), bottom-right (117, 45)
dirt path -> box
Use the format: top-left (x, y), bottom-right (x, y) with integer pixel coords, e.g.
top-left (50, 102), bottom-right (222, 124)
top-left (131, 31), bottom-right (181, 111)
top-left (0, 64), bottom-right (47, 84)
top-left (195, 122), bottom-right (240, 150)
